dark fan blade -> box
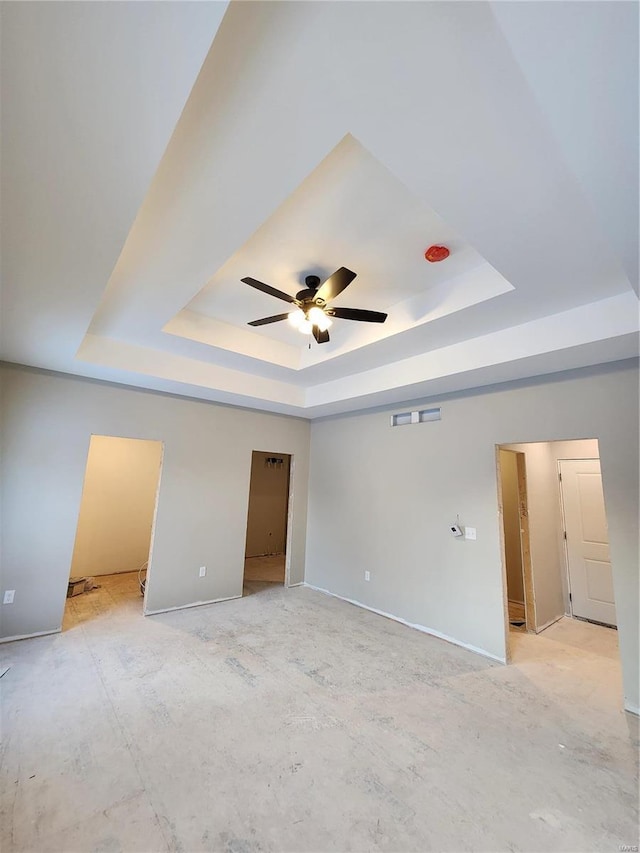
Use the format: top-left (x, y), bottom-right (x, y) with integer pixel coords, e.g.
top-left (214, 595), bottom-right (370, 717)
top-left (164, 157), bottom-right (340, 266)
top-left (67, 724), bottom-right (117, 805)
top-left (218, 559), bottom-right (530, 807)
top-left (248, 313), bottom-right (290, 327)
top-left (314, 267), bottom-right (356, 303)
top-left (329, 307), bottom-right (387, 323)
top-left (312, 325), bottom-right (330, 344)
top-left (241, 277), bottom-right (297, 304)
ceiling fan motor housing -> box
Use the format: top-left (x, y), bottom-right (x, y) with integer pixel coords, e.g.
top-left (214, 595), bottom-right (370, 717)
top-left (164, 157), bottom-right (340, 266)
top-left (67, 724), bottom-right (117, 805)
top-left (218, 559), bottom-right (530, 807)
top-left (295, 288), bottom-right (320, 304)
top-left (296, 275), bottom-right (323, 305)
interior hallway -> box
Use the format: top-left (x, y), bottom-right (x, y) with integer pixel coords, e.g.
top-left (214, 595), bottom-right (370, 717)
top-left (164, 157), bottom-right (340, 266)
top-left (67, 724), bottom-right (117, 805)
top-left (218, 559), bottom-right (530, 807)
top-left (1, 585), bottom-right (637, 853)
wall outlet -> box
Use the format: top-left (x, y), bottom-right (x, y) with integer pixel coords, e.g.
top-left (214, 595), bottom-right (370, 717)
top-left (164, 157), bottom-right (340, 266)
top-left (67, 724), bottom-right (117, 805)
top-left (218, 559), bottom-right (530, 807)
top-left (364, 571), bottom-right (370, 582)
top-left (464, 527), bottom-right (477, 540)
top-left (3, 590), bottom-right (15, 604)
top-left (199, 566), bottom-right (206, 578)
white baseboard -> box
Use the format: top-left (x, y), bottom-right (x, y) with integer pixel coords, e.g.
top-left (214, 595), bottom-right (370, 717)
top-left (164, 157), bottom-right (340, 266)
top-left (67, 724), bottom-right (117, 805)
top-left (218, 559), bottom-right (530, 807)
top-left (304, 583), bottom-right (505, 664)
top-left (624, 702), bottom-right (639, 717)
top-left (287, 582), bottom-right (304, 588)
top-left (535, 614), bottom-right (564, 634)
top-left (144, 593), bottom-right (241, 616)
top-left (0, 628), bottom-right (61, 645)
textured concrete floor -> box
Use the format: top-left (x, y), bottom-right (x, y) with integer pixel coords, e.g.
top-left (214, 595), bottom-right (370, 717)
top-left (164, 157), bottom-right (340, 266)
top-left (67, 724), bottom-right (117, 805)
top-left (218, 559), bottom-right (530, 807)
top-left (1, 575), bottom-right (637, 853)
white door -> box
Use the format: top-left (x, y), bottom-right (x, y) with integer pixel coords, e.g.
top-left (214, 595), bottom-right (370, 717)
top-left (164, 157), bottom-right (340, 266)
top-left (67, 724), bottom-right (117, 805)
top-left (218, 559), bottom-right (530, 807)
top-left (559, 459), bottom-right (616, 627)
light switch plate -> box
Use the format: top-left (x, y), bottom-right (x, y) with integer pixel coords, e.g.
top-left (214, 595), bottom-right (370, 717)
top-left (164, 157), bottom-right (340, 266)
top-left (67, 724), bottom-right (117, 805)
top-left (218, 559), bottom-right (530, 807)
top-left (464, 527), bottom-right (477, 540)
top-left (3, 590), bottom-right (15, 604)
top-left (199, 566), bottom-right (206, 578)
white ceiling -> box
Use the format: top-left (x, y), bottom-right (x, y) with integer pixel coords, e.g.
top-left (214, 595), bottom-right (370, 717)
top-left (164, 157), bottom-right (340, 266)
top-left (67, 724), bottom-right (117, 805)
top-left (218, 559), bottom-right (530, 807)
top-left (167, 133), bottom-right (513, 371)
top-left (1, 1), bottom-right (637, 419)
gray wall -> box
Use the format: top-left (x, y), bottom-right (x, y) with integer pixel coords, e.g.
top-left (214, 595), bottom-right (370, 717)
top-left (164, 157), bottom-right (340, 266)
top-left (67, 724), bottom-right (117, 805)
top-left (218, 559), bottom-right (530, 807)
top-left (305, 362), bottom-right (639, 713)
top-left (0, 366), bottom-right (310, 635)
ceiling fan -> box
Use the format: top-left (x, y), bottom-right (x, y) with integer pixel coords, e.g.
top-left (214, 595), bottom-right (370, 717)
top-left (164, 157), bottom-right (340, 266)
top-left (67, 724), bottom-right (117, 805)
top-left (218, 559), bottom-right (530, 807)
top-left (242, 267), bottom-right (387, 344)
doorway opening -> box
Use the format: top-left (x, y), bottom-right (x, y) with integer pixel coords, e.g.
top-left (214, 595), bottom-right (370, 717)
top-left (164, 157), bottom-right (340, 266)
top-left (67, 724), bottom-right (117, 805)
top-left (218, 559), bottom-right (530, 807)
top-left (63, 435), bottom-right (164, 630)
top-left (498, 449), bottom-right (532, 633)
top-left (243, 451), bottom-right (292, 596)
top-left (497, 439), bottom-right (620, 679)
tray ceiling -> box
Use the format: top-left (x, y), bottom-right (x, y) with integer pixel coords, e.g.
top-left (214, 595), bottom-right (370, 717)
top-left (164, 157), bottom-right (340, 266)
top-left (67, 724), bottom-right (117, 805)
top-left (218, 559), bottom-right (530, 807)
top-left (2, 1), bottom-right (637, 417)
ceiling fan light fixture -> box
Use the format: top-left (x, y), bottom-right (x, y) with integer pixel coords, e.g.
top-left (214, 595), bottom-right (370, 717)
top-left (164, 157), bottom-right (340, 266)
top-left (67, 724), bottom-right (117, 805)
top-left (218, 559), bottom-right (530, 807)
top-left (308, 306), bottom-right (332, 331)
top-left (287, 308), bottom-right (305, 328)
top-left (244, 266), bottom-right (385, 344)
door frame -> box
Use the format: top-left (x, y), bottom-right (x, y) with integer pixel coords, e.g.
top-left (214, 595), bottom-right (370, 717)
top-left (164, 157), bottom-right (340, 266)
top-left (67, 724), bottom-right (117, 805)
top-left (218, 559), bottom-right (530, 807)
top-left (284, 453), bottom-right (295, 588)
top-left (67, 433), bottom-right (165, 621)
top-left (141, 440), bottom-right (165, 615)
top-left (496, 446), bottom-right (536, 658)
top-left (557, 458), bottom-right (575, 619)
top-left (243, 449), bottom-right (294, 588)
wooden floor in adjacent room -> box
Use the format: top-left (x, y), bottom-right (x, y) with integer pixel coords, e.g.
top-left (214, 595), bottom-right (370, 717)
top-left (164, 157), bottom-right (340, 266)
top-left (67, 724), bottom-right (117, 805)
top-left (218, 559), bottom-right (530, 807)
top-left (243, 553), bottom-right (286, 584)
top-left (508, 599), bottom-right (527, 632)
top-left (1, 580), bottom-right (636, 853)
top-left (63, 571), bottom-right (143, 631)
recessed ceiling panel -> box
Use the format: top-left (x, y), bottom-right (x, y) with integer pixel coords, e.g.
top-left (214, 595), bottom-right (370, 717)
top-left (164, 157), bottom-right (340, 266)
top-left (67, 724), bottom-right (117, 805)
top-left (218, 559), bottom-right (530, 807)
top-left (167, 134), bottom-right (513, 369)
